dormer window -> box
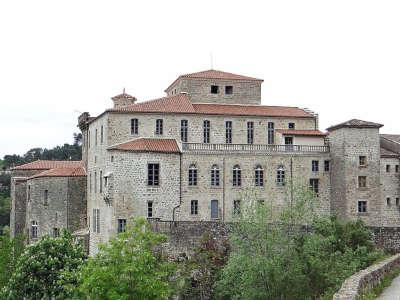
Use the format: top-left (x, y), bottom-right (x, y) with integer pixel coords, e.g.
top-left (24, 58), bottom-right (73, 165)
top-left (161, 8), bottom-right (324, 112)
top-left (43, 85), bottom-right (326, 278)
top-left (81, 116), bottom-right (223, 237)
top-left (211, 85), bottom-right (219, 94)
top-left (225, 86), bottom-right (233, 95)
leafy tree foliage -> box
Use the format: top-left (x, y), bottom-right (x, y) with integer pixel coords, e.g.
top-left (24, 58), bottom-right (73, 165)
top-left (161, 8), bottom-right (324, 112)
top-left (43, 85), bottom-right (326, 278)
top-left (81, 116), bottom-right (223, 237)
top-left (1, 231), bottom-right (86, 299)
top-left (0, 229), bottom-right (24, 289)
top-left (215, 186), bottom-right (383, 300)
top-left (77, 217), bottom-right (176, 300)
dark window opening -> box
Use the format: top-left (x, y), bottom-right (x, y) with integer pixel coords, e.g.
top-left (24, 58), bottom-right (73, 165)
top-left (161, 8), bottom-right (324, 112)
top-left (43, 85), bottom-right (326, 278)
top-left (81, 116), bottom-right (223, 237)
top-left (203, 120), bottom-right (210, 143)
top-left (53, 228), bottom-right (60, 237)
top-left (211, 85), bottom-right (219, 94)
top-left (131, 118), bottom-right (138, 135)
top-left (148, 163), bottom-right (160, 186)
top-left (359, 156), bottom-right (367, 167)
top-left (191, 200), bottom-right (198, 215)
top-left (211, 165), bottom-right (220, 187)
top-left (309, 179), bottom-right (319, 196)
top-left (225, 121), bottom-right (232, 144)
top-left (147, 201), bottom-right (153, 218)
top-left (358, 201), bottom-right (367, 213)
top-left (387, 165), bottom-right (391, 173)
top-left (31, 221), bottom-right (38, 238)
top-left (117, 219), bottom-right (127, 233)
top-left (181, 120), bottom-right (188, 142)
top-left (312, 160), bottom-right (319, 172)
top-left (288, 122), bottom-right (295, 129)
top-left (155, 119), bottom-right (163, 135)
top-left (232, 165), bottom-right (241, 187)
top-left (387, 197), bottom-right (391, 206)
top-left (233, 200), bottom-right (241, 215)
top-left (44, 189), bottom-right (48, 206)
top-left (324, 160), bottom-right (330, 172)
top-left (277, 166), bottom-right (285, 186)
top-left (247, 122), bottom-right (254, 144)
top-left (358, 176), bottom-right (367, 188)
top-left (225, 86), bottom-right (233, 95)
top-left (268, 122), bottom-right (275, 144)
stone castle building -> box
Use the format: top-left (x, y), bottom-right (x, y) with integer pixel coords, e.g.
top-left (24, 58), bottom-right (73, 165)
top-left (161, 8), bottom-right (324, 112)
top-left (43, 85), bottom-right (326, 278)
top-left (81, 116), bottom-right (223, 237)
top-left (9, 69), bottom-right (400, 255)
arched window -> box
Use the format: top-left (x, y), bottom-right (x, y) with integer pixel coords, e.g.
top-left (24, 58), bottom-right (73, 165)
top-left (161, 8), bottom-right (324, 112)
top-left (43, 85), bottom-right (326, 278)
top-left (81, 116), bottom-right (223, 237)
top-left (232, 165), bottom-right (241, 187)
top-left (211, 164), bottom-right (220, 186)
top-left (255, 165), bottom-right (264, 187)
top-left (277, 165), bottom-right (285, 186)
top-left (188, 164), bottom-right (198, 186)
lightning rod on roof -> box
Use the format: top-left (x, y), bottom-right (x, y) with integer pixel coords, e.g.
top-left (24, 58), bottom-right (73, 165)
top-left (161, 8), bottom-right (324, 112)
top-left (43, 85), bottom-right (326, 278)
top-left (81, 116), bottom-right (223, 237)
top-left (123, 87), bottom-right (126, 94)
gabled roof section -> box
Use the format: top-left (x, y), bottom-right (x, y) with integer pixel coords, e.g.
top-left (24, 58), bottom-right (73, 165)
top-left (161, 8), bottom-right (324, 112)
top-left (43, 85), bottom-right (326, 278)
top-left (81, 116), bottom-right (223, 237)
top-left (380, 147), bottom-right (399, 158)
top-left (276, 130), bottom-right (327, 136)
top-left (28, 167), bottom-right (86, 180)
top-left (193, 103), bottom-right (313, 118)
top-left (111, 92), bottom-right (136, 101)
top-left (165, 69), bottom-right (263, 92)
top-left (381, 134), bottom-right (400, 144)
top-left (105, 94), bottom-right (314, 118)
top-left (12, 160), bottom-right (83, 171)
top-left (108, 138), bottom-right (181, 153)
top-left (109, 94), bottom-right (195, 113)
top-left (327, 119), bottom-right (383, 132)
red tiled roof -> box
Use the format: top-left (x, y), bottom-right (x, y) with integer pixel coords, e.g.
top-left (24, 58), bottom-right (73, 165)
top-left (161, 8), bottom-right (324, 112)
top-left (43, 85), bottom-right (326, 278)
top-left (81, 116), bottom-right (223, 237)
top-left (12, 160), bottom-right (84, 170)
top-left (108, 138), bottom-right (181, 153)
top-left (165, 69), bottom-right (263, 91)
top-left (327, 119), bottom-right (383, 131)
top-left (276, 130), bottom-right (327, 136)
top-left (109, 94), bottom-right (313, 118)
top-left (29, 167), bottom-right (86, 179)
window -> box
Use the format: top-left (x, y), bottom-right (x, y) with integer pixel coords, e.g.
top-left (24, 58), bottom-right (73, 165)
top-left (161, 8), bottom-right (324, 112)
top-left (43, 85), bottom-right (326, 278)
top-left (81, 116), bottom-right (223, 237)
top-left (44, 189), bottom-right (48, 206)
top-left (203, 120), bottom-right (210, 143)
top-left (358, 176), bottom-right (367, 188)
top-left (312, 160), bottom-right (319, 172)
top-left (31, 221), bottom-right (38, 238)
top-left (396, 165), bottom-right (399, 173)
top-left (359, 156), bottom-right (367, 167)
top-left (99, 170), bottom-right (103, 193)
top-left (225, 86), bottom-right (233, 94)
top-left (396, 198), bottom-right (399, 206)
top-left (267, 122), bottom-right (275, 144)
top-left (95, 129), bottom-right (98, 146)
top-left (147, 201), bottom-right (153, 218)
top-left (284, 137), bottom-right (293, 151)
top-left (288, 122), bottom-right (295, 129)
top-left (93, 209), bottom-right (100, 233)
top-left (255, 165), bottom-right (264, 187)
top-left (387, 197), bottom-right (391, 206)
top-left (148, 163), bottom-right (160, 186)
top-left (111, 155), bottom-right (114, 162)
top-left (232, 165), bottom-right (241, 187)
top-left (211, 85), bottom-right (219, 94)
top-left (100, 125), bottom-right (104, 144)
top-left (89, 173), bottom-right (92, 193)
top-left (211, 164), bottom-right (220, 187)
top-left (28, 185), bottom-right (31, 202)
top-left (155, 119), bottom-right (163, 135)
top-left (94, 172), bottom-right (97, 193)
top-left (358, 200), bottom-right (367, 213)
top-left (225, 121), bottom-right (232, 144)
top-left (386, 165), bottom-right (391, 173)
top-left (233, 200), bottom-right (241, 215)
top-left (188, 164), bottom-right (198, 186)
top-left (211, 200), bottom-right (219, 219)
top-left (131, 118), bottom-right (138, 135)
top-left (324, 160), bottom-right (330, 172)
top-left (117, 219), bottom-right (127, 233)
top-left (277, 165), bottom-right (285, 186)
top-left (309, 179), bottom-right (319, 196)
top-left (191, 200), bottom-right (198, 215)
top-left (180, 120), bottom-right (188, 142)
top-left (88, 130), bottom-right (91, 148)
top-left (53, 228), bottom-right (60, 237)
top-left (247, 122), bottom-right (254, 144)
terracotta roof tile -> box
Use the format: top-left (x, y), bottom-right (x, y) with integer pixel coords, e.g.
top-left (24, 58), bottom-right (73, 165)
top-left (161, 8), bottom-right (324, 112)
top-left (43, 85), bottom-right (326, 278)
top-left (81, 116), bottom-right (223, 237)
top-left (276, 130), bottom-right (327, 136)
top-left (109, 138), bottom-right (180, 153)
top-left (380, 147), bottom-right (399, 158)
top-left (28, 167), bottom-right (86, 179)
top-left (381, 134), bottom-right (400, 144)
top-left (327, 119), bottom-right (383, 131)
top-left (12, 160), bottom-right (84, 170)
top-left (109, 94), bottom-right (313, 118)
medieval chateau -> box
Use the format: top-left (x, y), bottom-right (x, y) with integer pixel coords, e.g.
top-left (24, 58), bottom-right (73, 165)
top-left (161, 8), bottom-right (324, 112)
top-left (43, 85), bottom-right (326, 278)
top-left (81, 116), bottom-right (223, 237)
top-left (9, 69), bottom-right (400, 255)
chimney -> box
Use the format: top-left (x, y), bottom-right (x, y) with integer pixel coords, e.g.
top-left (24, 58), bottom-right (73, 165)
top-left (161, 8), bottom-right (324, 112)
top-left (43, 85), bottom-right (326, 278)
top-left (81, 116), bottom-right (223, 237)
top-left (111, 89), bottom-right (137, 109)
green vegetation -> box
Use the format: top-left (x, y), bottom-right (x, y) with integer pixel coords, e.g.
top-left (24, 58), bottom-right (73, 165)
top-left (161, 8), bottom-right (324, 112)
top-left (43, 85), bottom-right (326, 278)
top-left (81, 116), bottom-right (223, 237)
top-left (0, 229), bottom-right (24, 290)
top-left (76, 217), bottom-right (176, 299)
top-left (361, 267), bottom-right (400, 300)
top-left (215, 186), bottom-right (384, 299)
top-left (1, 230), bottom-right (85, 299)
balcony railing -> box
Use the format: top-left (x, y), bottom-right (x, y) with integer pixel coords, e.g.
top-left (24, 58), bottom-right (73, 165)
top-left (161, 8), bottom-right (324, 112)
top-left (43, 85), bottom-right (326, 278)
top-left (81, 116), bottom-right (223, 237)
top-left (181, 143), bottom-right (329, 153)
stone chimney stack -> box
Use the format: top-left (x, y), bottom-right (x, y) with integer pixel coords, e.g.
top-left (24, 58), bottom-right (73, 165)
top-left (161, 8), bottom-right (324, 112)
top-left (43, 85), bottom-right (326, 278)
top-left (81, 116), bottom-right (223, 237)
top-left (111, 89), bottom-right (137, 109)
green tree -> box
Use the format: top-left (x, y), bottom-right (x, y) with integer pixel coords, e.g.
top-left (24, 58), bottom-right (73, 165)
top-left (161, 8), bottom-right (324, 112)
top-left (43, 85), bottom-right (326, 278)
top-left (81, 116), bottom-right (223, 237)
top-left (78, 217), bottom-right (176, 300)
top-left (1, 231), bottom-right (86, 299)
top-left (0, 229), bottom-right (24, 289)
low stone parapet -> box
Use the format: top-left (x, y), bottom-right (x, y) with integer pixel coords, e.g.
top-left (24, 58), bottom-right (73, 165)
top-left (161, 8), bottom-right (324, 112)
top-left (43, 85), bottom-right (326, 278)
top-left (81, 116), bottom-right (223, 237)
top-left (333, 253), bottom-right (400, 300)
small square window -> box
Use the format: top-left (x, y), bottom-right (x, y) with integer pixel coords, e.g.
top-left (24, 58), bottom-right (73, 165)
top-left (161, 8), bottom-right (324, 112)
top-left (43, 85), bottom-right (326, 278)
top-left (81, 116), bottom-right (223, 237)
top-left (396, 198), bottom-right (399, 206)
top-left (324, 160), bottom-right (330, 172)
top-left (53, 228), bottom-right (60, 237)
top-left (387, 197), bottom-right (391, 206)
top-left (359, 156), bottom-right (367, 167)
top-left (225, 86), bottom-right (233, 95)
top-left (358, 200), bottom-right (367, 213)
top-left (396, 165), bottom-right (399, 173)
top-left (386, 165), bottom-right (391, 173)
top-left (358, 176), bottom-right (367, 188)
top-left (288, 122), bottom-right (295, 129)
top-left (117, 219), bottom-right (127, 233)
top-left (211, 85), bottom-right (219, 94)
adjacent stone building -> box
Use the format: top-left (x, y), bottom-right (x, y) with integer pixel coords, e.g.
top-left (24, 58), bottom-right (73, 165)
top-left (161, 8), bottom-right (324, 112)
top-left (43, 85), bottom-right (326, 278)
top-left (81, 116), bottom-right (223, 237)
top-left (9, 69), bottom-right (400, 256)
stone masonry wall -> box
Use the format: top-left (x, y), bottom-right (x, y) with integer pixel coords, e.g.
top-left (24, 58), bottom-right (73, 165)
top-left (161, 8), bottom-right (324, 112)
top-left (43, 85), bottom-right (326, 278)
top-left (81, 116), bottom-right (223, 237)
top-left (380, 157), bottom-right (400, 227)
top-left (166, 78), bottom-right (262, 105)
top-left (10, 178), bottom-right (27, 237)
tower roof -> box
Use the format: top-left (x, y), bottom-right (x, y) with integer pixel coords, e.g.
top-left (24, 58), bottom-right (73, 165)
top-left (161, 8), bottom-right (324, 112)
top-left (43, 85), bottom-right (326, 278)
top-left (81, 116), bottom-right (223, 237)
top-left (327, 119), bottom-right (383, 132)
top-left (165, 69), bottom-right (263, 92)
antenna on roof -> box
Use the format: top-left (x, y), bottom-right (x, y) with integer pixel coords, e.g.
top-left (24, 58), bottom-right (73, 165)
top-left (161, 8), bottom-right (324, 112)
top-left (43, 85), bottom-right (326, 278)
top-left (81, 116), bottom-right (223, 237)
top-left (210, 52), bottom-right (214, 70)
top-left (123, 87), bottom-right (126, 95)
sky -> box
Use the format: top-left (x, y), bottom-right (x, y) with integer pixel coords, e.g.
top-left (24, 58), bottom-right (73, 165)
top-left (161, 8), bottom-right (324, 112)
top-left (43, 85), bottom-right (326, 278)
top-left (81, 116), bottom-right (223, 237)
top-left (1, 0), bottom-right (400, 158)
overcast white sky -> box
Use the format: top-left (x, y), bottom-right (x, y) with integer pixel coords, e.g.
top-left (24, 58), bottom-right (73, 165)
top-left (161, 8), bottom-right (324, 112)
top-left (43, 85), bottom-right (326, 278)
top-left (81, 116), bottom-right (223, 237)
top-left (1, 0), bottom-right (399, 157)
